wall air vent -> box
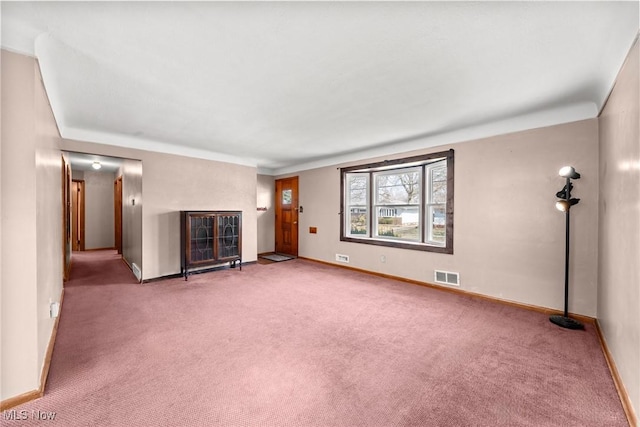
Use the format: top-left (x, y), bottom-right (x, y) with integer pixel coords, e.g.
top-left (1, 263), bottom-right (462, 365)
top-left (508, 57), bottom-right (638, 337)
top-left (132, 263), bottom-right (142, 281)
top-left (434, 270), bottom-right (459, 286)
top-left (335, 254), bottom-right (350, 263)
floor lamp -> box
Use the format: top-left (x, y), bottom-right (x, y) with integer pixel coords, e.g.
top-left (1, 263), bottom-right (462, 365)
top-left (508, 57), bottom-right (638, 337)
top-left (550, 166), bottom-right (584, 330)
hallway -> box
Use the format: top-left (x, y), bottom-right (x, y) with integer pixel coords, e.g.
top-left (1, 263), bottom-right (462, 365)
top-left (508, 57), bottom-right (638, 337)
top-left (66, 250), bottom-right (138, 287)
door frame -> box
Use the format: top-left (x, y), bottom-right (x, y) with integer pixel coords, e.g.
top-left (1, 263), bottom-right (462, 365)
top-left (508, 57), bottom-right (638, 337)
top-left (61, 156), bottom-right (72, 280)
top-left (275, 176), bottom-right (299, 257)
top-left (114, 176), bottom-right (123, 254)
top-left (72, 179), bottom-right (85, 251)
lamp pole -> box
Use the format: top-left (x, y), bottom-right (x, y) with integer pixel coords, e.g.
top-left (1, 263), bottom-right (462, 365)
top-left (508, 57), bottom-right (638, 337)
top-left (562, 176), bottom-right (570, 318)
top-left (550, 168), bottom-right (584, 330)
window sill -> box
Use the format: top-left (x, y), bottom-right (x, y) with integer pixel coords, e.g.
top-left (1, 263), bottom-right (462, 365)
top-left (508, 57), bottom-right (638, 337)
top-left (340, 236), bottom-right (452, 254)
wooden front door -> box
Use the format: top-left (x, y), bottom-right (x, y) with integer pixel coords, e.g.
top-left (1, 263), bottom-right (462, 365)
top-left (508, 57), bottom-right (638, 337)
top-left (72, 180), bottom-right (85, 251)
top-left (114, 176), bottom-right (123, 254)
top-left (275, 177), bottom-right (299, 257)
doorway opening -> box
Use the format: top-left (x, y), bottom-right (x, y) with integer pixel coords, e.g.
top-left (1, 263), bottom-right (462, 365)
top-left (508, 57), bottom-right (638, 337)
top-left (71, 179), bottom-right (85, 251)
top-left (63, 152), bottom-right (143, 282)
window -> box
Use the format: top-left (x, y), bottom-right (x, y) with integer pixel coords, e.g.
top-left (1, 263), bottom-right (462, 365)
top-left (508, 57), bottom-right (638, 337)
top-left (282, 189), bottom-right (292, 205)
top-left (340, 149), bottom-right (454, 253)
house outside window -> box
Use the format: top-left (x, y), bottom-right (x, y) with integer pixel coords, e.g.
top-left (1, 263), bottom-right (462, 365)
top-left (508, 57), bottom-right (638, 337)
top-left (341, 149), bottom-right (454, 254)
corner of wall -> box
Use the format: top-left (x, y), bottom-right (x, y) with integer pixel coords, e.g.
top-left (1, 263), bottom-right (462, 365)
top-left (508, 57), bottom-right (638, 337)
top-left (1, 48), bottom-right (41, 401)
top-left (596, 37), bottom-right (640, 424)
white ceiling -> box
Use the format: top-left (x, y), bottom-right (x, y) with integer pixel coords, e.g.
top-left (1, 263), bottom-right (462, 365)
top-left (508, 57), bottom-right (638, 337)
top-left (2, 2), bottom-right (638, 175)
top-left (67, 152), bottom-right (123, 173)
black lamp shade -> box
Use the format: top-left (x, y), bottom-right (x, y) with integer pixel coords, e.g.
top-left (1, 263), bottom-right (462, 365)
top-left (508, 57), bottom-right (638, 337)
top-left (556, 182), bottom-right (574, 199)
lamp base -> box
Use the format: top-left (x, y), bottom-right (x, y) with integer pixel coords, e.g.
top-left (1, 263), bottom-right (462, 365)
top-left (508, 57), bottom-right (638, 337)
top-left (549, 315), bottom-right (584, 330)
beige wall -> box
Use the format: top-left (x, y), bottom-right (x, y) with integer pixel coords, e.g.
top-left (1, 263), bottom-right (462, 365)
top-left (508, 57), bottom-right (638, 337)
top-left (1, 50), bottom-right (63, 400)
top-left (280, 119), bottom-right (600, 316)
top-left (1, 49), bottom-right (40, 400)
top-left (0, 48), bottom-right (3, 401)
top-left (598, 39), bottom-right (639, 420)
top-left (257, 174), bottom-right (275, 253)
top-left (34, 59), bottom-right (64, 379)
top-left (120, 159), bottom-right (143, 275)
top-left (61, 139), bottom-right (258, 280)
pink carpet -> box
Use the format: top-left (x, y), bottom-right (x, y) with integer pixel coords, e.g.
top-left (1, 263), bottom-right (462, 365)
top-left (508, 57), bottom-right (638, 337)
top-left (5, 250), bottom-right (627, 426)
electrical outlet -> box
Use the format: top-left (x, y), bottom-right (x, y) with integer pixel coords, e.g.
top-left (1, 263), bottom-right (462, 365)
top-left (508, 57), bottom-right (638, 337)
top-left (50, 302), bottom-right (60, 318)
top-left (336, 254), bottom-right (349, 263)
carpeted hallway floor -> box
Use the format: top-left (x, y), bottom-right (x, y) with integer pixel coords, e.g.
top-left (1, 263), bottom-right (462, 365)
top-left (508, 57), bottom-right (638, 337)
top-left (5, 250), bottom-right (627, 426)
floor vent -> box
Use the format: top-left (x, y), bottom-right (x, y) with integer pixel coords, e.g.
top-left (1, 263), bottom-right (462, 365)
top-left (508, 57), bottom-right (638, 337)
top-left (434, 270), bottom-right (459, 286)
top-left (132, 263), bottom-right (142, 281)
top-left (335, 254), bottom-right (350, 263)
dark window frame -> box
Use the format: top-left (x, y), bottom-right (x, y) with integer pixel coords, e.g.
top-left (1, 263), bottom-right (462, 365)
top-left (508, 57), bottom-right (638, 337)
top-left (340, 149), bottom-right (454, 254)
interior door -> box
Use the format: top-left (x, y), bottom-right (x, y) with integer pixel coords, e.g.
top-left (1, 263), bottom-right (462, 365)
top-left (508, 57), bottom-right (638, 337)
top-left (72, 180), bottom-right (85, 251)
top-left (114, 176), bottom-right (123, 254)
top-left (275, 177), bottom-right (299, 257)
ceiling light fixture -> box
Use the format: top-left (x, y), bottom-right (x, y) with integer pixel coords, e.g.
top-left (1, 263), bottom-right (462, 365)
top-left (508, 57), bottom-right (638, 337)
top-left (92, 161), bottom-right (102, 170)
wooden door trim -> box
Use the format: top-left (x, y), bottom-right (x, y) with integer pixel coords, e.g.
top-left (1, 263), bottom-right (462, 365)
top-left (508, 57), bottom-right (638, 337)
top-left (61, 156), bottom-right (71, 280)
top-left (72, 179), bottom-right (85, 251)
top-left (114, 176), bottom-right (123, 254)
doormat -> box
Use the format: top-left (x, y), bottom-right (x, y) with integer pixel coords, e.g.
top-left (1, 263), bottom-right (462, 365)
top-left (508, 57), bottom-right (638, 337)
top-left (260, 254), bottom-right (296, 262)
